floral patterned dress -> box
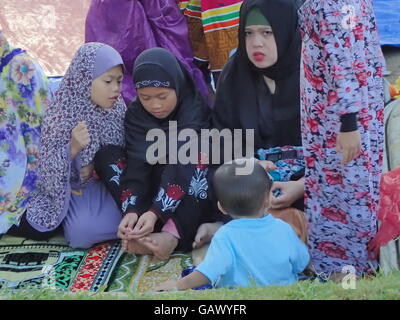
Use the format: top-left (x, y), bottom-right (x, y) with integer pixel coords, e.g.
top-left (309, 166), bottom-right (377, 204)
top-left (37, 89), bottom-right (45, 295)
top-left (298, 0), bottom-right (385, 275)
top-left (0, 32), bottom-right (49, 233)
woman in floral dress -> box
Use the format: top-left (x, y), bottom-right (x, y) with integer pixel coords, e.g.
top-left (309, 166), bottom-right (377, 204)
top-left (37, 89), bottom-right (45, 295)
top-left (298, 0), bottom-right (385, 276)
top-left (0, 31), bottom-right (50, 237)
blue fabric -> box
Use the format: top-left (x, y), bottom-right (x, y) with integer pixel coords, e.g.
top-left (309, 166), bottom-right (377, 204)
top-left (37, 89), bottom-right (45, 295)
top-left (257, 146), bottom-right (304, 182)
top-left (195, 214), bottom-right (310, 289)
top-left (374, 0), bottom-right (400, 46)
top-left (0, 48), bottom-right (25, 73)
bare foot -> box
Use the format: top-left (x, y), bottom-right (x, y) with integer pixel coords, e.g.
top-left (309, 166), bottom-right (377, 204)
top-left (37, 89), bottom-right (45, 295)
top-left (138, 232), bottom-right (179, 260)
top-left (123, 238), bottom-right (153, 255)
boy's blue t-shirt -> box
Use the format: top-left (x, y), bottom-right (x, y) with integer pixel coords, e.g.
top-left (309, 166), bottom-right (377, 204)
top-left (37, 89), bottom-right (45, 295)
top-left (195, 214), bottom-right (310, 288)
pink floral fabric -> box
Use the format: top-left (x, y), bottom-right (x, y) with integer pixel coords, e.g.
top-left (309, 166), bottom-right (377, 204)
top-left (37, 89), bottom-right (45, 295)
top-left (298, 0), bottom-right (385, 275)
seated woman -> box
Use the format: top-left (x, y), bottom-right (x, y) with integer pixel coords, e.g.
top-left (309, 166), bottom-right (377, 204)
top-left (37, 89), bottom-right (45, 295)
top-left (0, 30), bottom-right (50, 238)
top-left (25, 42), bottom-right (127, 248)
top-left (194, 0), bottom-right (307, 248)
top-left (85, 0), bottom-right (208, 104)
top-left (94, 47), bottom-right (215, 260)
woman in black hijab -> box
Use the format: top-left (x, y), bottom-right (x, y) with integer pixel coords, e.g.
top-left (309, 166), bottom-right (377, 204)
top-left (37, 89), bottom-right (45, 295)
top-left (194, 0), bottom-right (307, 249)
top-left (214, 0), bottom-right (304, 210)
top-left (94, 47), bottom-right (216, 259)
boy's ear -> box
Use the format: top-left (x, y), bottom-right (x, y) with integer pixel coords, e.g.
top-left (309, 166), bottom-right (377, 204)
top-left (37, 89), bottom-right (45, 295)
top-left (264, 190), bottom-right (271, 211)
top-left (217, 201), bottom-right (229, 215)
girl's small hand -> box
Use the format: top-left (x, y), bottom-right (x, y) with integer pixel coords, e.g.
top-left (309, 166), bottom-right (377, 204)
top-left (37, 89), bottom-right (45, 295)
top-left (71, 121), bottom-right (90, 158)
top-left (336, 130), bottom-right (361, 165)
top-left (80, 163), bottom-right (94, 183)
top-left (118, 212), bottom-right (139, 240)
top-left (127, 211), bottom-right (158, 239)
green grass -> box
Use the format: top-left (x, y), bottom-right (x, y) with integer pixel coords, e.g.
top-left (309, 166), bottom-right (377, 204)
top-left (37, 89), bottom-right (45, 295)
top-left (1, 270), bottom-right (400, 300)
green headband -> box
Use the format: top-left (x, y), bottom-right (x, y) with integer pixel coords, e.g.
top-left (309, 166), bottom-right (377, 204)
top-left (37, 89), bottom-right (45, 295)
top-left (245, 7), bottom-right (270, 27)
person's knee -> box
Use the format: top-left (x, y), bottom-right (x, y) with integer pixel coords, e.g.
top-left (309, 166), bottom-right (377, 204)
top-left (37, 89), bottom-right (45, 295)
top-left (63, 220), bottom-right (97, 249)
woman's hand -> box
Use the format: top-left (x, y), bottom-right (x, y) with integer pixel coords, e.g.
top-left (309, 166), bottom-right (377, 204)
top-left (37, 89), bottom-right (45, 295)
top-left (127, 210), bottom-right (158, 239)
top-left (269, 179), bottom-right (304, 210)
top-left (80, 163), bottom-right (94, 183)
top-left (257, 160), bottom-right (277, 172)
top-left (336, 130), bottom-right (361, 165)
top-left (71, 121), bottom-right (90, 159)
top-left (117, 212), bottom-right (139, 240)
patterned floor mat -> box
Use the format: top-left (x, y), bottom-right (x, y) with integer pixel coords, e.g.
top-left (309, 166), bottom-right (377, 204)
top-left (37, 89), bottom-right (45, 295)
top-left (107, 252), bottom-right (193, 293)
top-left (0, 238), bottom-right (122, 292)
top-left (0, 234), bottom-right (204, 293)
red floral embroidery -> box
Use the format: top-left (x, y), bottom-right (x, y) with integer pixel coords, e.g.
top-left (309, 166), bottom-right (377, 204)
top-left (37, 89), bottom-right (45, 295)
top-left (120, 189), bottom-right (133, 202)
top-left (167, 184), bottom-right (185, 200)
top-left (116, 158), bottom-right (126, 170)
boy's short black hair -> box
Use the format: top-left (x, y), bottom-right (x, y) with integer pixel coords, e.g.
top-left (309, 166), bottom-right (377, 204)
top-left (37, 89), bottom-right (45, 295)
top-left (213, 159), bottom-right (272, 217)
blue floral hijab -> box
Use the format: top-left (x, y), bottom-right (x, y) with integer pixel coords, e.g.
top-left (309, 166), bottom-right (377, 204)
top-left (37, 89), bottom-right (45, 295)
top-left (0, 31), bottom-right (50, 234)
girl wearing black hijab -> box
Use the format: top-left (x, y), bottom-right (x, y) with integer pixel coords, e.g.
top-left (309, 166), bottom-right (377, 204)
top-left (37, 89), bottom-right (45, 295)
top-left (94, 47), bottom-right (215, 260)
top-left (193, 0), bottom-right (307, 249)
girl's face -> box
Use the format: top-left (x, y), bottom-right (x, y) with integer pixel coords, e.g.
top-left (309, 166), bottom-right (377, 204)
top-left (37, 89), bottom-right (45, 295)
top-left (245, 25), bottom-right (278, 69)
top-left (137, 87), bottom-right (177, 119)
top-left (91, 65), bottom-right (123, 109)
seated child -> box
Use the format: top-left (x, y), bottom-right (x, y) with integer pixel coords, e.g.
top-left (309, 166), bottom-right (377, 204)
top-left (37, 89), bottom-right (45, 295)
top-left (154, 159), bottom-right (310, 290)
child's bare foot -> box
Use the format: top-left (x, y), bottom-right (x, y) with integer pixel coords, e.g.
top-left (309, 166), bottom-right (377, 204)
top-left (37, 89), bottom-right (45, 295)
top-left (123, 238), bottom-right (153, 255)
top-left (138, 232), bottom-right (179, 260)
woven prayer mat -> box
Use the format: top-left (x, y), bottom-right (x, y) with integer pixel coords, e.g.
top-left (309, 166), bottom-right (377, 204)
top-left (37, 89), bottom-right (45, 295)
top-left (0, 235), bottom-right (122, 292)
top-left (107, 245), bottom-right (209, 293)
top-left (107, 253), bottom-right (194, 293)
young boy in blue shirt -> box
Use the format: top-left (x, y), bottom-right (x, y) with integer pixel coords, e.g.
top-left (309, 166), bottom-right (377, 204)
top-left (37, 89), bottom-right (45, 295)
top-left (155, 159), bottom-right (310, 290)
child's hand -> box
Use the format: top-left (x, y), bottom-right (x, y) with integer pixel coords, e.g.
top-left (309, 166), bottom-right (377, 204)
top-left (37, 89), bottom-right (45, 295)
top-left (71, 121), bottom-right (90, 158)
top-left (336, 130), bottom-right (361, 165)
top-left (269, 180), bottom-right (304, 209)
top-left (80, 163), bottom-right (94, 183)
top-left (153, 279), bottom-right (178, 292)
top-left (193, 222), bottom-right (223, 249)
top-left (257, 160), bottom-right (277, 172)
top-left (118, 212), bottom-right (139, 240)
top-left (127, 211), bottom-right (158, 239)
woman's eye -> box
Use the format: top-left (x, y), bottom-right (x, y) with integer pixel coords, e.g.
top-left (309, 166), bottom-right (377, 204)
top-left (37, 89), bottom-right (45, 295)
top-left (104, 80), bottom-right (111, 84)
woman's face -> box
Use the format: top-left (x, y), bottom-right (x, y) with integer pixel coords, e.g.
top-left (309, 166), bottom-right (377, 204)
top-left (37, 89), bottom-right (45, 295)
top-left (91, 65), bottom-right (123, 109)
top-left (245, 25), bottom-right (278, 69)
top-left (137, 87), bottom-right (177, 119)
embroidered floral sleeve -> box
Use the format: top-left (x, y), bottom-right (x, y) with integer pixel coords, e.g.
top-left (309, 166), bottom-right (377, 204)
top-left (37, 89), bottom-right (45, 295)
top-left (118, 157), bottom-right (153, 215)
top-left (151, 153), bottom-right (210, 221)
top-left (150, 163), bottom-right (188, 221)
